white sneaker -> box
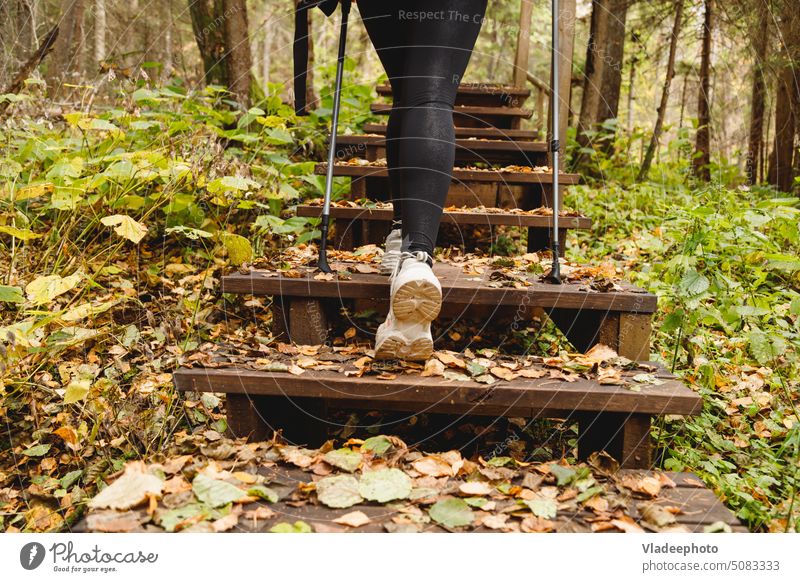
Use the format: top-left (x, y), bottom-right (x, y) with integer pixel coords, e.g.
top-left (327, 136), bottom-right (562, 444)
top-left (375, 251), bottom-right (442, 361)
top-left (379, 228), bottom-right (402, 275)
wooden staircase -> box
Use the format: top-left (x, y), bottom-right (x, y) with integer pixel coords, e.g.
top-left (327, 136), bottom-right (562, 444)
top-left (173, 82), bottom-right (701, 471)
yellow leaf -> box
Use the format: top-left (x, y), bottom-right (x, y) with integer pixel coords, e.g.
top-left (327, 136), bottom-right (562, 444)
top-left (101, 214), bottom-right (148, 244)
top-left (64, 379), bottom-right (91, 404)
top-left (25, 273), bottom-right (83, 305)
top-left (221, 233), bottom-right (252, 266)
top-left (14, 182), bottom-right (54, 201)
top-left (0, 225), bottom-right (41, 240)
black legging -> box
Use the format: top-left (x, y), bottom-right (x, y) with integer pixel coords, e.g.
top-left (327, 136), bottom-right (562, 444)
top-left (358, 0), bottom-right (488, 258)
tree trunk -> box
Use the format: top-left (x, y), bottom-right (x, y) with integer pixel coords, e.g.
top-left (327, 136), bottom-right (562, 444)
top-left (94, 0), bottom-right (106, 64)
top-left (164, 2), bottom-right (174, 77)
top-left (693, 0), bottom-right (713, 181)
top-left (575, 0), bottom-right (629, 164)
top-left (261, 5), bottom-right (274, 88)
top-left (768, 66), bottom-right (798, 191)
top-left (222, 0), bottom-right (252, 108)
top-left (767, 4), bottom-right (800, 192)
top-left (47, 0), bottom-right (86, 89)
top-left (188, 0), bottom-right (227, 86)
top-left (15, 0), bottom-right (36, 55)
top-left (746, 4), bottom-right (769, 184)
top-left (638, 0), bottom-right (684, 181)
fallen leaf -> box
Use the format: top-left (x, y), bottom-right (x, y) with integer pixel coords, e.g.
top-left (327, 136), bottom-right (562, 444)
top-left (88, 462), bottom-right (163, 510)
top-left (358, 469), bottom-right (411, 503)
top-left (191, 474), bottom-right (246, 508)
top-left (86, 510), bottom-right (148, 533)
top-left (333, 510), bottom-right (371, 528)
top-left (323, 448), bottom-right (362, 473)
top-left (412, 456), bottom-right (453, 477)
top-left (428, 497), bottom-right (474, 528)
top-left (638, 503), bottom-right (677, 528)
top-left (317, 474), bottom-right (363, 508)
top-left (459, 481), bottom-right (492, 496)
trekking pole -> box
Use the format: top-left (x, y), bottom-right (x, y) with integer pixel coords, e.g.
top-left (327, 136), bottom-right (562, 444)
top-left (545, 0), bottom-right (562, 284)
top-left (318, 0), bottom-right (352, 273)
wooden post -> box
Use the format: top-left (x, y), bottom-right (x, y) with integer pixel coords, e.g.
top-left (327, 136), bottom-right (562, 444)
top-left (577, 412), bottom-right (652, 469)
top-left (514, 0), bottom-right (534, 88)
top-left (546, 310), bottom-right (652, 362)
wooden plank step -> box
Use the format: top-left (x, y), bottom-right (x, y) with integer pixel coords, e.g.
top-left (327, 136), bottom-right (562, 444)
top-left (371, 102), bottom-right (532, 129)
top-left (173, 359), bottom-right (699, 468)
top-left (370, 102), bottom-right (533, 119)
top-left (76, 465), bottom-right (746, 532)
top-left (334, 134), bottom-right (548, 166)
top-left (222, 262), bottom-right (656, 314)
top-left (363, 123), bottom-right (539, 141)
top-left (376, 82), bottom-right (531, 108)
top-left (315, 163), bottom-right (580, 186)
top-left (174, 364), bottom-right (698, 416)
top-left (296, 204), bottom-right (591, 230)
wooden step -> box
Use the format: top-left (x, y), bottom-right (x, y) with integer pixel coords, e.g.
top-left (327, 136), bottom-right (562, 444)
top-left (334, 134), bottom-right (548, 166)
top-left (376, 82), bottom-right (531, 108)
top-left (363, 123), bottom-right (540, 141)
top-left (297, 204), bottom-right (590, 256)
top-left (296, 204), bottom-right (591, 230)
top-left (315, 163), bottom-right (579, 186)
top-left (77, 463), bottom-right (744, 532)
top-left (223, 262), bottom-right (655, 314)
top-left (316, 163), bottom-right (578, 214)
top-left (370, 103), bottom-right (532, 130)
top-left (173, 360), bottom-right (700, 469)
top-left (223, 260), bottom-right (655, 360)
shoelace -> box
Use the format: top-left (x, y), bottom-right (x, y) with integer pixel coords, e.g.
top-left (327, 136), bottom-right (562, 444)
top-left (390, 250), bottom-right (432, 279)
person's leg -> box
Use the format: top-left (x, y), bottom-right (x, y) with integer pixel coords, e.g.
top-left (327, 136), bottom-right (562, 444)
top-left (358, 1), bottom-right (406, 227)
top-left (397, 0), bottom-right (488, 258)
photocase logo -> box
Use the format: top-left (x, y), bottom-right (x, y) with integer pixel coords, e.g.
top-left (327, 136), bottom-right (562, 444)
top-left (20, 542), bottom-right (46, 570)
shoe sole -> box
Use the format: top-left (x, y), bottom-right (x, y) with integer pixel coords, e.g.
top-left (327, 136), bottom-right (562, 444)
top-left (391, 279), bottom-right (442, 322)
top-left (374, 335), bottom-right (433, 361)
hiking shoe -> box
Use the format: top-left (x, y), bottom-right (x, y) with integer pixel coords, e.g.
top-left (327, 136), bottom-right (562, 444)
top-left (379, 228), bottom-right (402, 275)
top-left (375, 251), bottom-right (441, 361)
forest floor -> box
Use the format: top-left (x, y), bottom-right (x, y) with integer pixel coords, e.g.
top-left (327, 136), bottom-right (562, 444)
top-left (0, 82), bottom-right (797, 532)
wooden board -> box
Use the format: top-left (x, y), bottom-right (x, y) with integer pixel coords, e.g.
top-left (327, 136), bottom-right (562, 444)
top-left (370, 102), bottom-right (533, 120)
top-left (335, 134), bottom-right (549, 166)
top-left (315, 163), bottom-right (580, 186)
top-left (221, 263), bottom-right (658, 314)
top-left (73, 469), bottom-right (745, 533)
top-left (173, 364), bottom-right (701, 416)
top-left (363, 123), bottom-right (539, 141)
top-left (336, 133), bottom-right (547, 153)
top-left (377, 82), bottom-right (531, 99)
top-left (296, 205), bottom-right (591, 230)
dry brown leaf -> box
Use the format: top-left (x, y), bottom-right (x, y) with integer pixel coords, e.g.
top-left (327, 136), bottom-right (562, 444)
top-left (520, 516), bottom-right (555, 532)
top-left (86, 510), bottom-right (148, 533)
top-left (212, 506), bottom-right (242, 532)
top-left (480, 513), bottom-right (510, 530)
top-left (490, 366), bottom-right (517, 381)
top-left (333, 510), bottom-right (371, 528)
top-left (620, 474), bottom-right (662, 497)
top-left (609, 516), bottom-right (645, 533)
top-left (459, 481), bottom-right (492, 496)
top-left (88, 462), bottom-right (163, 510)
top-left (421, 358), bottom-right (446, 377)
top-left (584, 343), bottom-right (619, 363)
top-left (412, 456), bottom-right (454, 477)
